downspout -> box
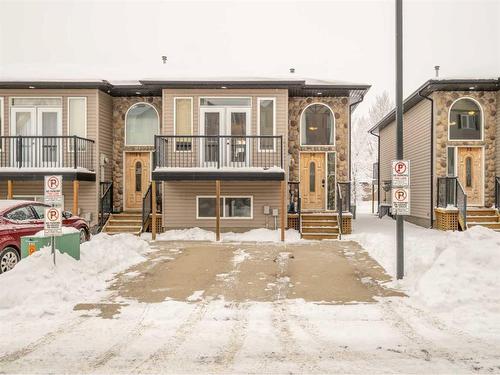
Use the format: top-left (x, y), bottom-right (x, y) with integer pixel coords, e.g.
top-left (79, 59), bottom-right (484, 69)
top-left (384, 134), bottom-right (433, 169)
top-left (369, 129), bottom-right (380, 213)
top-left (418, 90), bottom-right (434, 228)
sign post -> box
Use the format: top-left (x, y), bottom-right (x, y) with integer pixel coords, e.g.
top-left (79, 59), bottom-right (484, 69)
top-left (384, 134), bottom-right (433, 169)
top-left (44, 175), bottom-right (63, 265)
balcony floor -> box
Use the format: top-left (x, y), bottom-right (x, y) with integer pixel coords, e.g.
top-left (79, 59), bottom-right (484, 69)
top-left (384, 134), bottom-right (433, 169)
top-left (0, 167), bottom-right (96, 181)
top-left (152, 166), bottom-right (285, 181)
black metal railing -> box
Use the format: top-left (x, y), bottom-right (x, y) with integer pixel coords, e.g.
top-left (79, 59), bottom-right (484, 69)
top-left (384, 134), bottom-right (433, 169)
top-left (99, 181), bottom-right (113, 230)
top-left (288, 181), bottom-right (302, 233)
top-left (495, 177), bottom-right (500, 209)
top-left (142, 183), bottom-right (152, 232)
top-left (337, 182), bottom-right (352, 214)
top-left (0, 136), bottom-right (95, 170)
top-left (437, 177), bottom-right (467, 229)
top-left (336, 183), bottom-right (343, 239)
top-left (154, 135), bottom-right (283, 170)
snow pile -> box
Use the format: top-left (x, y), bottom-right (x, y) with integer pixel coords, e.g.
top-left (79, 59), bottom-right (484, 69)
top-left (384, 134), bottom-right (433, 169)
top-left (349, 214), bottom-right (500, 339)
top-left (156, 227), bottom-right (302, 243)
top-left (0, 233), bottom-right (151, 319)
top-left (232, 249), bottom-right (251, 266)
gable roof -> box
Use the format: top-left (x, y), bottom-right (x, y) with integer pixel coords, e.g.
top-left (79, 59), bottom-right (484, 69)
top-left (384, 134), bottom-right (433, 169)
top-left (369, 78), bottom-right (500, 135)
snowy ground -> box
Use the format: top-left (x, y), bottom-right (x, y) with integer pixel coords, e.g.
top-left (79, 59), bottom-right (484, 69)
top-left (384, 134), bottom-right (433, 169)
top-left (0, 218), bottom-right (499, 374)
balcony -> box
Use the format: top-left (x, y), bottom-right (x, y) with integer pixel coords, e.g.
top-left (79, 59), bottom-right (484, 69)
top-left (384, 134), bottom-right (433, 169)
top-left (152, 135), bottom-right (285, 181)
top-left (0, 136), bottom-right (96, 181)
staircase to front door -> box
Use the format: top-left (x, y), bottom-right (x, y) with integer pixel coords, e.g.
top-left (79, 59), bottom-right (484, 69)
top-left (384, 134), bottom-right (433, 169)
top-left (102, 212), bottom-right (143, 235)
top-left (466, 208), bottom-right (500, 232)
top-left (301, 213), bottom-right (340, 240)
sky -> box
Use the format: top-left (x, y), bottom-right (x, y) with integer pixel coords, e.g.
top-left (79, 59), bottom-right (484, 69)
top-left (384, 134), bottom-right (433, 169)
top-left (0, 0), bottom-right (498, 116)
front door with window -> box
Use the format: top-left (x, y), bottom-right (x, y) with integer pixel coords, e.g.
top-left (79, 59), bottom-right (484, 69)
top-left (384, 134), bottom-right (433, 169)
top-left (457, 147), bottom-right (483, 206)
top-left (300, 152), bottom-right (325, 210)
top-left (125, 152), bottom-right (151, 210)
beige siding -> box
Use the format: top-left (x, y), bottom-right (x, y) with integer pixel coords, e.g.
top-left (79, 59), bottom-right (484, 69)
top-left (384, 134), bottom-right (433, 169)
top-left (97, 91), bottom-right (114, 182)
top-left (163, 181), bottom-right (282, 231)
top-left (378, 99), bottom-right (432, 223)
top-left (0, 180), bottom-right (96, 221)
top-left (0, 89), bottom-right (100, 225)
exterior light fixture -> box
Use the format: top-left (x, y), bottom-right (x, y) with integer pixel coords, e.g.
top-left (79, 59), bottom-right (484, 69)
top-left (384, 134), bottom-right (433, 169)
top-left (221, 86), bottom-right (227, 89)
top-left (135, 92), bottom-right (141, 95)
top-left (317, 92), bottom-right (322, 95)
top-left (308, 126), bottom-right (318, 131)
top-left (29, 86), bottom-right (35, 89)
top-left (469, 86), bottom-right (475, 90)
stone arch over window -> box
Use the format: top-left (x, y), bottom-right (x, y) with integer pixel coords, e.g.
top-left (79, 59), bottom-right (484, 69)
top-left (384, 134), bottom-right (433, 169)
top-left (448, 97), bottom-right (482, 141)
top-left (300, 103), bottom-right (335, 146)
top-left (125, 102), bottom-right (159, 146)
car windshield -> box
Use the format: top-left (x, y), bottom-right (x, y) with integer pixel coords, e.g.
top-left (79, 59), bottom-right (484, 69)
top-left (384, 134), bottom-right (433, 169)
top-left (5, 206), bottom-right (36, 221)
top-left (31, 205), bottom-right (47, 219)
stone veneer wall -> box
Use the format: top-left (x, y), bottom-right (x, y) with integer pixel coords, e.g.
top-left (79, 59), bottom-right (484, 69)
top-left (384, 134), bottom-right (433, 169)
top-left (288, 97), bottom-right (350, 182)
top-left (433, 91), bottom-right (497, 207)
top-left (112, 96), bottom-right (162, 211)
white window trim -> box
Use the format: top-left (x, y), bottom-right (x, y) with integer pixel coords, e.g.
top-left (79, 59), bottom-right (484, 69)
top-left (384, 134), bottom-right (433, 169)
top-left (67, 97), bottom-right (87, 138)
top-left (199, 96), bottom-right (252, 108)
top-left (196, 195), bottom-right (253, 220)
top-left (299, 102), bottom-right (336, 147)
top-left (447, 97), bottom-right (484, 142)
top-left (257, 97), bottom-right (276, 152)
top-left (124, 102), bottom-right (160, 147)
top-left (173, 97), bottom-right (194, 153)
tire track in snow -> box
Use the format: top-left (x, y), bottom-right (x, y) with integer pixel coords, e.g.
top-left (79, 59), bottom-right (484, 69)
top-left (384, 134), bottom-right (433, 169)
top-left (133, 300), bottom-right (210, 373)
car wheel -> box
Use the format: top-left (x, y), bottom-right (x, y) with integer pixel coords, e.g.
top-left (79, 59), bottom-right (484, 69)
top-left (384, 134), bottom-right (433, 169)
top-left (79, 228), bottom-right (88, 244)
top-left (0, 247), bottom-right (20, 274)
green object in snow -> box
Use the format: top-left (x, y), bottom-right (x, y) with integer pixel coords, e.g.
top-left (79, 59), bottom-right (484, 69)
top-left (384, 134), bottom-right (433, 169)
top-left (21, 232), bottom-right (81, 261)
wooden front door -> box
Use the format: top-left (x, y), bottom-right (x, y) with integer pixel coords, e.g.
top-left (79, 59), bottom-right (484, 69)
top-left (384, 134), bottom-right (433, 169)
top-left (125, 152), bottom-right (151, 210)
top-left (300, 152), bottom-right (325, 210)
top-left (457, 147), bottom-right (483, 206)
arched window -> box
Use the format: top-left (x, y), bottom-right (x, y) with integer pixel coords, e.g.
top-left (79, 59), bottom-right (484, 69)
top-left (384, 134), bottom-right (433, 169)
top-left (135, 161), bottom-right (142, 192)
top-left (309, 161), bottom-right (316, 192)
top-left (125, 103), bottom-right (159, 146)
top-left (465, 157), bottom-right (472, 187)
top-left (449, 98), bottom-right (482, 140)
top-left (301, 104), bottom-right (335, 145)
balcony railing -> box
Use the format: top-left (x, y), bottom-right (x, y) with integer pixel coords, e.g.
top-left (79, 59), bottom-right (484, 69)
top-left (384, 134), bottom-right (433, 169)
top-left (154, 135), bottom-right (283, 170)
top-left (0, 136), bottom-right (95, 170)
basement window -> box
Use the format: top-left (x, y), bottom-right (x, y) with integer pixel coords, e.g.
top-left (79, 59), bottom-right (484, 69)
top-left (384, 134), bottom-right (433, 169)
top-left (197, 196), bottom-right (253, 219)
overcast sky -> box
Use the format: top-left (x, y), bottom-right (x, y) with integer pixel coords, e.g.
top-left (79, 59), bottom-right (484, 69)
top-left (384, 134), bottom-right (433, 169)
top-left (0, 0), bottom-right (498, 116)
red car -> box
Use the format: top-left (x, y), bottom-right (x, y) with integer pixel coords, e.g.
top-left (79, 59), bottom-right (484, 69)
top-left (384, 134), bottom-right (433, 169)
top-left (0, 200), bottom-right (90, 273)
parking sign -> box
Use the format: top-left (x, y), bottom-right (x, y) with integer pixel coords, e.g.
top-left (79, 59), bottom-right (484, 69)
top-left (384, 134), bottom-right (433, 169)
top-left (44, 175), bottom-right (63, 207)
top-left (392, 160), bottom-right (410, 215)
top-left (44, 207), bottom-right (62, 236)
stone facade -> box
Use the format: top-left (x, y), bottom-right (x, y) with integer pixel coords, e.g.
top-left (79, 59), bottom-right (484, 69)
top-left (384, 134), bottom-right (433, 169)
top-left (433, 91), bottom-right (497, 207)
top-left (112, 96), bottom-right (162, 211)
top-left (288, 97), bottom-right (350, 182)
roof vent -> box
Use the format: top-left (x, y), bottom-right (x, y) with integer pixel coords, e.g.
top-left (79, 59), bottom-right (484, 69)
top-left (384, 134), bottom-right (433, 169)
top-left (162, 55), bottom-right (168, 64)
top-left (434, 65), bottom-right (440, 78)
top-left (289, 68), bottom-right (295, 74)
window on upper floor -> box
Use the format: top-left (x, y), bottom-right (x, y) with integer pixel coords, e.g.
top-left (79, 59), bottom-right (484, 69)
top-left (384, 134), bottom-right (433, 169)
top-left (448, 98), bottom-right (482, 141)
top-left (258, 98), bottom-right (275, 151)
top-left (68, 97), bottom-right (87, 138)
top-left (300, 103), bottom-right (335, 146)
top-left (125, 103), bottom-right (159, 146)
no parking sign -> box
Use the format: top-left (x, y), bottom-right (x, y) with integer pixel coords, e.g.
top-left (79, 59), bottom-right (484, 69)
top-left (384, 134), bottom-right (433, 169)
top-left (44, 207), bottom-right (62, 237)
top-left (392, 160), bottom-right (410, 215)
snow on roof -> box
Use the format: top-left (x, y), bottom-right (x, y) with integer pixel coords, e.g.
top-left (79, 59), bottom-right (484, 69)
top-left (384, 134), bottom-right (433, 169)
top-left (0, 199), bottom-right (35, 212)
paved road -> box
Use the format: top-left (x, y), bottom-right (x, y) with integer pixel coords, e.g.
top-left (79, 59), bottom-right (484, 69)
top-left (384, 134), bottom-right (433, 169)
top-left (1, 241), bottom-right (499, 374)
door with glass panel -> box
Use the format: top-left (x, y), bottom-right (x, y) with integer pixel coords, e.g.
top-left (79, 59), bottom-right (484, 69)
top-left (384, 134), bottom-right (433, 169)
top-left (37, 108), bottom-right (62, 167)
top-left (300, 152), bottom-right (326, 210)
top-left (457, 147), bottom-right (483, 206)
top-left (10, 108), bottom-right (36, 167)
top-left (200, 108), bottom-right (224, 167)
top-left (225, 108), bottom-right (250, 167)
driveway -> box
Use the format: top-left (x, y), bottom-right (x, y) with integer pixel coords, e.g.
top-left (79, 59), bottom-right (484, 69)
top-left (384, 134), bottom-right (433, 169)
top-left (1, 240), bottom-right (498, 374)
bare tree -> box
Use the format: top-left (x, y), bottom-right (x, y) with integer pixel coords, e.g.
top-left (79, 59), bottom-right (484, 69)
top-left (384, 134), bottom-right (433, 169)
top-left (351, 91), bottom-right (393, 206)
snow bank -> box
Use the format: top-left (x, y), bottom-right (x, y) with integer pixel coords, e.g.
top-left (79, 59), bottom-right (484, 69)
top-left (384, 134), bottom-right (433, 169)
top-left (155, 227), bottom-right (302, 243)
top-left (0, 233), bottom-right (151, 319)
top-left (349, 214), bottom-right (500, 339)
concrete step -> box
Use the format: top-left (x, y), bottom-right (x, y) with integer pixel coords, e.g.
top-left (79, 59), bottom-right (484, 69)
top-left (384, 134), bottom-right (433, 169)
top-left (301, 233), bottom-right (339, 240)
top-left (104, 225), bottom-right (141, 233)
top-left (468, 222), bottom-right (500, 230)
top-left (467, 215), bottom-right (500, 223)
top-left (302, 226), bottom-right (339, 234)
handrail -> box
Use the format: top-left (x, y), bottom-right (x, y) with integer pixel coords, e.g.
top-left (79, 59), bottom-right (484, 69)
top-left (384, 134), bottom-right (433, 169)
top-left (336, 183), bottom-right (343, 239)
top-left (287, 181), bottom-right (301, 234)
top-left (98, 181), bottom-right (113, 231)
top-left (0, 135), bottom-right (95, 170)
top-left (142, 183), bottom-right (153, 232)
top-left (495, 177), bottom-right (500, 209)
top-left (154, 135), bottom-right (283, 170)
